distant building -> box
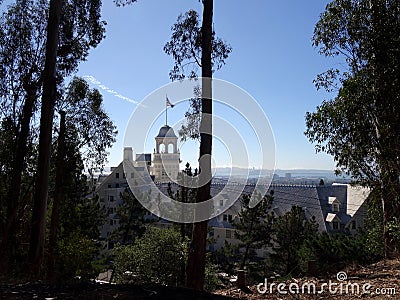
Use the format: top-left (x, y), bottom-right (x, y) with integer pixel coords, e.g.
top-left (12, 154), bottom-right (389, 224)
top-left (95, 124), bottom-right (181, 241)
top-left (95, 153), bottom-right (147, 240)
top-left (152, 125), bottom-right (180, 182)
top-left (317, 183), bottom-right (369, 234)
top-left (203, 183), bottom-right (370, 255)
top-left (94, 126), bottom-right (370, 254)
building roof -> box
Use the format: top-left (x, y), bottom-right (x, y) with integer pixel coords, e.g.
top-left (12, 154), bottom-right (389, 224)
top-left (316, 184), bottom-right (370, 232)
top-left (156, 180), bottom-right (328, 232)
top-left (326, 213), bottom-right (340, 223)
top-left (156, 125), bottom-right (177, 138)
top-left (136, 153), bottom-right (152, 162)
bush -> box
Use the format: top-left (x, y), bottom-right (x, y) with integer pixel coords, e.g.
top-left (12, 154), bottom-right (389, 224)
top-left (204, 260), bottom-right (223, 292)
top-left (307, 232), bottom-right (378, 274)
top-left (113, 226), bottom-right (188, 286)
top-left (56, 231), bottom-right (105, 281)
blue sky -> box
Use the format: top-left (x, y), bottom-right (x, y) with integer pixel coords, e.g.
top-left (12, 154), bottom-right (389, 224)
top-left (74, 0), bottom-right (341, 170)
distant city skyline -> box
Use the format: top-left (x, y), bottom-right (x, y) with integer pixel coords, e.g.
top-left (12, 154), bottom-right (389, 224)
top-left (73, 0), bottom-right (340, 171)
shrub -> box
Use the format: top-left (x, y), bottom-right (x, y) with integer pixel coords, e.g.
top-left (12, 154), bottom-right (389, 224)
top-left (113, 226), bottom-right (188, 286)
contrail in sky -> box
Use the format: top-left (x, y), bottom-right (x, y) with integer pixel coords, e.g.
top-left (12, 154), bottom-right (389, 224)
top-left (83, 75), bottom-right (140, 105)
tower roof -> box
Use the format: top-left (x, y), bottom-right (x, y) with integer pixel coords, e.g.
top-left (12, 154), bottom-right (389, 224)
top-left (156, 125), bottom-right (177, 138)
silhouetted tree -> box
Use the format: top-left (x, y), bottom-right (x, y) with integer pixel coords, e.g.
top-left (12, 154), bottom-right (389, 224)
top-left (28, 0), bottom-right (106, 274)
top-left (113, 0), bottom-right (231, 289)
top-left (48, 77), bottom-right (116, 279)
top-left (163, 3), bottom-right (231, 290)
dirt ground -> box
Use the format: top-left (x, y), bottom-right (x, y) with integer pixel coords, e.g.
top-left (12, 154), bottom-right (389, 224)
top-left (215, 259), bottom-right (400, 299)
top-left (1, 259), bottom-right (399, 299)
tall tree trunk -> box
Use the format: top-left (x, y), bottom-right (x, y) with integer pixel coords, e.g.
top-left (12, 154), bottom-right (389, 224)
top-left (28, 0), bottom-right (63, 274)
top-left (186, 0), bottom-right (213, 290)
top-left (0, 80), bottom-right (37, 272)
top-left (370, 0), bottom-right (400, 257)
top-left (48, 111), bottom-right (66, 281)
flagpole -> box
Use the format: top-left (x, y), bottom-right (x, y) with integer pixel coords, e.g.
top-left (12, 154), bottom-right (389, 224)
top-left (165, 95), bottom-right (168, 125)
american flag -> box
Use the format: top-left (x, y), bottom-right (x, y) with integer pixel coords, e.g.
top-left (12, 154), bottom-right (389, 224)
top-left (166, 96), bottom-right (175, 108)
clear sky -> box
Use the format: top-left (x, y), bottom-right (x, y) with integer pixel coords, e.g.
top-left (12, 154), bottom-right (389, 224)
top-left (74, 0), bottom-right (340, 171)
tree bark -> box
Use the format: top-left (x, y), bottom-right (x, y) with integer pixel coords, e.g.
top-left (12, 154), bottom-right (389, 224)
top-left (186, 0), bottom-right (213, 290)
top-left (370, 0), bottom-right (400, 257)
top-left (0, 79), bottom-right (37, 272)
top-left (28, 0), bottom-right (63, 274)
top-left (48, 111), bottom-right (66, 281)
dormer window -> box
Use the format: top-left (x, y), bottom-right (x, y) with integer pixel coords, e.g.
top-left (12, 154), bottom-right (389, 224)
top-left (332, 221), bottom-right (339, 230)
top-left (329, 196), bottom-right (340, 213)
top-left (351, 220), bottom-right (356, 230)
top-left (333, 203), bottom-right (340, 212)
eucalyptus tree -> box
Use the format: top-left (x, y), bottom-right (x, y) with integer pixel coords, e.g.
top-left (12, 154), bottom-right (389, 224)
top-left (305, 0), bottom-right (400, 255)
top-left (164, 3), bottom-right (231, 289)
top-left (114, 0), bottom-right (230, 289)
top-left (28, 0), bottom-right (106, 273)
top-left (0, 0), bottom-right (106, 273)
top-left (48, 77), bottom-right (116, 278)
top-left (0, 0), bottom-right (48, 272)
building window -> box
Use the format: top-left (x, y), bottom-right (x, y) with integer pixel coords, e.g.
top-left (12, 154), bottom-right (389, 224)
top-left (219, 199), bottom-right (224, 207)
top-left (116, 183), bottom-right (119, 188)
top-left (108, 184), bottom-right (111, 188)
top-left (351, 220), bottom-right (356, 230)
top-left (108, 195), bottom-right (114, 202)
top-left (223, 214), bottom-right (228, 222)
top-left (333, 203), bottom-right (340, 212)
top-left (116, 172), bottom-right (119, 179)
top-left (228, 215), bottom-right (233, 222)
top-left (333, 221), bottom-right (339, 230)
top-left (226, 229), bottom-right (232, 239)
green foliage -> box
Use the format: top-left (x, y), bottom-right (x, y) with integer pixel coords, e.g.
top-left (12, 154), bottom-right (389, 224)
top-left (178, 85), bottom-right (201, 142)
top-left (204, 259), bottom-right (222, 292)
top-left (210, 241), bottom-right (239, 275)
top-left (233, 191), bottom-right (275, 270)
top-left (0, 0), bottom-right (108, 276)
top-left (56, 231), bottom-right (105, 281)
top-left (50, 175), bottom-right (106, 279)
top-left (163, 9), bottom-right (232, 81)
top-left (113, 227), bottom-right (188, 286)
top-left (306, 0), bottom-right (400, 255)
top-left (271, 206), bottom-right (318, 276)
top-left (387, 219), bottom-right (400, 253)
top-left (306, 232), bottom-right (377, 274)
top-left (364, 191), bottom-right (385, 257)
top-left (60, 77), bottom-right (118, 176)
top-left (306, 0), bottom-right (400, 188)
top-left (110, 188), bottom-right (149, 244)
